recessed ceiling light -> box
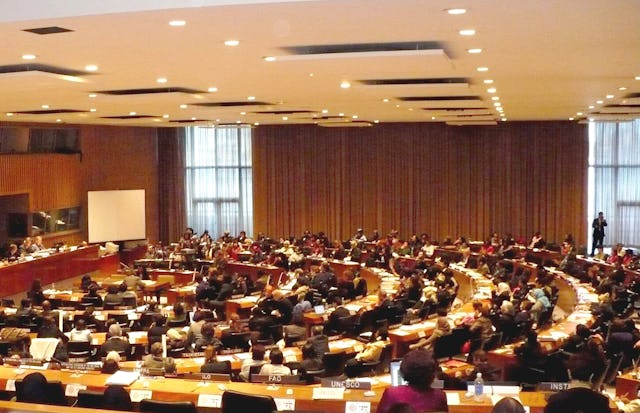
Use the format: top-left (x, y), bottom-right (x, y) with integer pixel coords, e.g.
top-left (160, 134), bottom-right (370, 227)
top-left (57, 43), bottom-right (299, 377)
top-left (483, 79), bottom-right (494, 84)
top-left (321, 109), bottom-right (328, 114)
top-left (282, 116), bottom-right (288, 120)
top-left (431, 116), bottom-right (436, 120)
top-left (254, 122), bottom-right (260, 126)
top-left (41, 104), bottom-right (49, 109)
top-left (180, 104), bottom-right (187, 109)
top-left (340, 80), bottom-right (351, 89)
top-left (236, 120), bottom-right (241, 124)
top-left (191, 117), bottom-right (197, 121)
top-left (169, 20), bottom-right (186, 26)
top-left (352, 115), bottom-right (358, 119)
top-left (459, 29), bottom-right (476, 36)
top-left (240, 112), bottom-right (246, 115)
top-left (85, 64), bottom-right (98, 72)
top-left (88, 93), bottom-right (97, 98)
top-left (477, 66), bottom-right (489, 72)
top-left (90, 108), bottom-right (97, 112)
top-left (339, 113), bottom-right (345, 116)
top-left (588, 105), bottom-right (595, 109)
top-left (163, 114), bottom-right (169, 119)
top-left (157, 77), bottom-right (167, 83)
top-left (56, 119), bottom-right (62, 123)
top-left (596, 100), bottom-right (603, 104)
top-left (445, 8), bottom-right (467, 15)
top-left (247, 96), bottom-right (255, 101)
top-left (6, 113), bottom-right (14, 117)
top-left (467, 48), bottom-right (482, 54)
top-left (215, 119), bottom-right (220, 122)
top-left (635, 75), bottom-right (640, 80)
top-left (382, 98), bottom-right (389, 103)
top-left (263, 56), bottom-right (276, 62)
top-left (224, 40), bottom-right (240, 46)
top-left (487, 87), bottom-right (496, 93)
top-left (493, 102), bottom-right (501, 107)
top-left (129, 111), bottom-right (137, 116)
top-left (491, 96), bottom-right (500, 101)
top-left (309, 73), bottom-right (314, 77)
top-left (606, 94), bottom-right (614, 99)
top-left (618, 86), bottom-right (627, 91)
top-left (207, 87), bottom-right (218, 93)
top-left (569, 117), bottom-right (575, 121)
top-left (577, 112), bottom-right (583, 116)
top-left (373, 120), bottom-right (379, 123)
top-left (22, 54), bottom-right (36, 60)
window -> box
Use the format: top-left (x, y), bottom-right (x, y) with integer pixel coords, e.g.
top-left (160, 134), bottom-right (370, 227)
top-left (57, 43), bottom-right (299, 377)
top-left (184, 126), bottom-right (252, 238)
top-left (588, 120), bottom-right (640, 249)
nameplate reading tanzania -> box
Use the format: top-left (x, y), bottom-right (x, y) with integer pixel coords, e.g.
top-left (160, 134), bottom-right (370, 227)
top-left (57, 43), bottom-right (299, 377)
top-left (321, 379), bottom-right (372, 390)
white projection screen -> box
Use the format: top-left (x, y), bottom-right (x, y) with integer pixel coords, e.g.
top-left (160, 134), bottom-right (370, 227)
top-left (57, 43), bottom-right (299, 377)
top-left (88, 189), bottom-right (146, 243)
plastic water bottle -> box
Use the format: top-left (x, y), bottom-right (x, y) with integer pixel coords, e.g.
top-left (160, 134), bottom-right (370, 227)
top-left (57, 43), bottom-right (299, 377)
top-left (474, 372), bottom-right (484, 401)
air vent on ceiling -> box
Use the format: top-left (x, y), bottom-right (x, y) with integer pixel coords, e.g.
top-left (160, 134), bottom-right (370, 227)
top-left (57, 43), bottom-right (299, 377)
top-left (0, 63), bottom-right (86, 77)
top-left (100, 115), bottom-right (157, 119)
top-left (15, 109), bottom-right (87, 115)
top-left (359, 77), bottom-right (468, 86)
top-left (96, 87), bottom-right (205, 95)
top-left (194, 101), bottom-right (272, 107)
top-left (317, 120), bottom-right (372, 127)
top-left (254, 110), bottom-right (314, 115)
top-left (398, 96), bottom-right (481, 101)
top-left (277, 41), bottom-right (449, 60)
top-left (23, 26), bottom-right (73, 35)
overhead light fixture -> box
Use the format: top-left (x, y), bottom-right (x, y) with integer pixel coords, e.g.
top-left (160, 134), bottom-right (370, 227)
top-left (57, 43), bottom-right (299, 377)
top-left (491, 96), bottom-right (500, 101)
top-left (162, 114), bottom-right (169, 119)
top-left (596, 100), bottom-right (603, 104)
top-left (340, 80), bottom-right (351, 89)
top-left (618, 86), bottom-right (627, 91)
top-left (459, 29), bottom-right (476, 36)
top-left (483, 79), bottom-right (494, 84)
top-left (191, 117), bottom-right (196, 121)
top-left (129, 111), bottom-right (136, 116)
top-left (88, 93), bottom-right (97, 98)
top-left (207, 87), bottom-right (218, 92)
top-left (169, 20), bottom-right (186, 26)
top-left (445, 8), bottom-right (467, 15)
top-left (282, 116), bottom-right (288, 120)
top-left (22, 54), bottom-right (36, 60)
top-left (263, 56), bottom-right (276, 62)
top-left (635, 75), bottom-right (640, 80)
top-left (56, 119), bottom-right (62, 123)
top-left (6, 112), bottom-right (14, 117)
top-left (85, 64), bottom-right (98, 72)
top-left (588, 105), bottom-right (595, 109)
top-left (606, 94), bottom-right (614, 99)
top-left (157, 77), bottom-right (167, 83)
top-left (467, 48), bottom-right (482, 54)
top-left (90, 108), bottom-right (97, 112)
top-left (321, 109), bottom-right (329, 114)
top-left (577, 112), bottom-right (583, 116)
top-left (382, 98), bottom-right (389, 103)
top-left (487, 87), bottom-right (496, 93)
top-left (180, 104), bottom-right (187, 109)
top-left (224, 39), bottom-right (240, 46)
top-left (493, 102), bottom-right (501, 107)
top-left (374, 120), bottom-right (380, 123)
top-left (477, 66), bottom-right (489, 72)
top-left (247, 96), bottom-right (256, 101)
top-left (352, 115), bottom-right (358, 119)
top-left (254, 122), bottom-right (260, 126)
top-left (240, 112), bottom-right (246, 115)
top-left (569, 117), bottom-right (575, 121)
top-left (41, 104), bottom-right (49, 109)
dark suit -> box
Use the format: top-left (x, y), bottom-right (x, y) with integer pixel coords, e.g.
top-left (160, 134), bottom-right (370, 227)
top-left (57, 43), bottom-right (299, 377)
top-left (591, 217), bottom-right (607, 255)
top-left (200, 360), bottom-right (231, 374)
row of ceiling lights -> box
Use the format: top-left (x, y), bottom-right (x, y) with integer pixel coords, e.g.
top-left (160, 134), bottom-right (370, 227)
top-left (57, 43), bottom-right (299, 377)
top-left (570, 78), bottom-right (640, 121)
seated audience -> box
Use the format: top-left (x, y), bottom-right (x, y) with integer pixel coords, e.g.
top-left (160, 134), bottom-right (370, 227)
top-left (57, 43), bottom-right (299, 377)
top-left (239, 344), bottom-right (266, 381)
top-left (258, 348), bottom-right (291, 375)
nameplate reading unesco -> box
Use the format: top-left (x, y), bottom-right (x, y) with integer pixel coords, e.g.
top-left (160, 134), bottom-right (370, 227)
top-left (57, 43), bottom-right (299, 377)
top-left (321, 379), bottom-right (372, 390)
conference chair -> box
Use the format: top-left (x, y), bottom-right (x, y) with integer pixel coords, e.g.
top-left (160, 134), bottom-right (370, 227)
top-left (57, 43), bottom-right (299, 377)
top-left (75, 389), bottom-right (105, 409)
top-left (140, 399), bottom-right (197, 413)
top-left (67, 340), bottom-right (92, 361)
top-left (221, 390), bottom-right (277, 413)
top-left (322, 351), bottom-right (346, 377)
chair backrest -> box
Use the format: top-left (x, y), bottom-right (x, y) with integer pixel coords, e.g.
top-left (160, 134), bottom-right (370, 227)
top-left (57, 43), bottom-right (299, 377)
top-left (67, 340), bottom-right (92, 357)
top-left (16, 378), bottom-right (67, 406)
top-left (322, 351), bottom-right (346, 377)
top-left (140, 399), bottom-right (196, 413)
top-left (76, 389), bottom-right (105, 409)
top-left (221, 331), bottom-right (252, 351)
top-left (221, 390), bottom-right (277, 413)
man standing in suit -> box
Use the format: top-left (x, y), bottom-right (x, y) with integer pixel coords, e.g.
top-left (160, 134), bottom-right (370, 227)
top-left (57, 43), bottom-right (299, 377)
top-left (591, 211), bottom-right (607, 256)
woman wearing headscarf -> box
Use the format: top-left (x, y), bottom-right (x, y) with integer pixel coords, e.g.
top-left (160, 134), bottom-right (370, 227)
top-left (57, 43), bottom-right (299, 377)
top-left (530, 288), bottom-right (552, 324)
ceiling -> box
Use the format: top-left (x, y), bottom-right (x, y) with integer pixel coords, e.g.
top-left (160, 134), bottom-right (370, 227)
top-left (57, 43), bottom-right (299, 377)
top-left (0, 0), bottom-right (639, 127)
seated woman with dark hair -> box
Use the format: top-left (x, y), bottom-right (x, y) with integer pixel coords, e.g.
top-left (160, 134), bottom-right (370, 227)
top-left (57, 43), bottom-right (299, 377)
top-left (377, 349), bottom-right (448, 413)
top-left (103, 385), bottom-right (133, 411)
top-left (298, 342), bottom-right (323, 373)
top-left (258, 348), bottom-right (291, 375)
top-left (200, 345), bottom-right (231, 374)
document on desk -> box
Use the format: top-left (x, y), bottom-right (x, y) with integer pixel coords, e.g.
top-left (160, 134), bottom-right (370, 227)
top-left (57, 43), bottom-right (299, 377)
top-left (106, 370), bottom-right (140, 386)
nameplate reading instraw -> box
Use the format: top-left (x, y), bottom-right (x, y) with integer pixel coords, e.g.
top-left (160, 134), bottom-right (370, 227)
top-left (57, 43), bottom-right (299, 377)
top-left (321, 379), bottom-right (372, 390)
top-left (312, 387), bottom-right (345, 400)
top-left (538, 382), bottom-right (571, 392)
top-left (345, 401), bottom-right (371, 413)
top-left (197, 394), bottom-right (222, 408)
top-left (130, 389), bottom-right (153, 402)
